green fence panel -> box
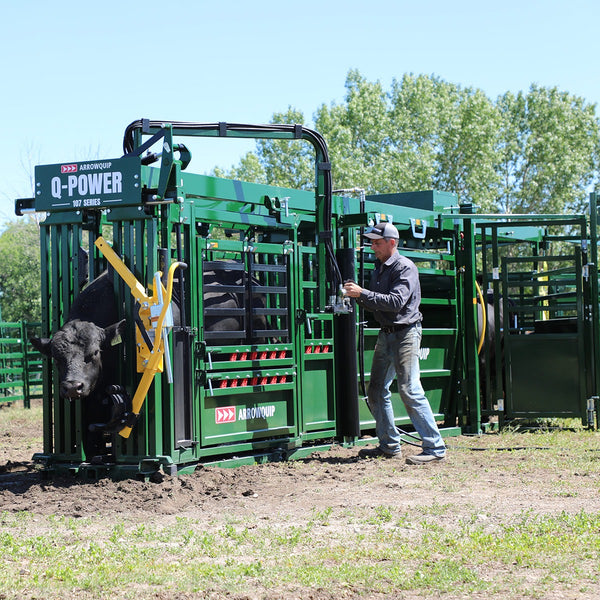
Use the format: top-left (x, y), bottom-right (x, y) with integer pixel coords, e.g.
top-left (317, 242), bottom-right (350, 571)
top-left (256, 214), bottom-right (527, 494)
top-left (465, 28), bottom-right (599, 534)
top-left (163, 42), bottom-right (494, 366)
top-left (0, 321), bottom-right (43, 407)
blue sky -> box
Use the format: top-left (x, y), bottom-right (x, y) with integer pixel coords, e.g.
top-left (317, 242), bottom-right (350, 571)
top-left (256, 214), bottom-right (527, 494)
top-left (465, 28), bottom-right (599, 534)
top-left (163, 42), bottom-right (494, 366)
top-left (1, 0), bottom-right (599, 221)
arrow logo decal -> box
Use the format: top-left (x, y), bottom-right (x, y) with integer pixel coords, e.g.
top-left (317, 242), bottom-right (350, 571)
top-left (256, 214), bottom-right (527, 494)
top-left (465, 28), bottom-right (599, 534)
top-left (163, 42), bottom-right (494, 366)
top-left (215, 406), bottom-right (236, 424)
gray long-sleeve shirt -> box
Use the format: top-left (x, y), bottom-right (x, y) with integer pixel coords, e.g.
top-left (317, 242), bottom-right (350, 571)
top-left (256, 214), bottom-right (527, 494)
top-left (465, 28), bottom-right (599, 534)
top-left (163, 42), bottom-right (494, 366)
top-left (356, 251), bottom-right (423, 327)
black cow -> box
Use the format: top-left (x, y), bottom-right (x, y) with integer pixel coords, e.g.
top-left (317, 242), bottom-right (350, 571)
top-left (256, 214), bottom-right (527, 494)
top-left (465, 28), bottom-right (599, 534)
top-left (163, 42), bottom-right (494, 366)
top-left (203, 268), bottom-right (248, 337)
top-left (31, 271), bottom-right (127, 458)
top-left (31, 263), bottom-right (276, 458)
top-left (203, 266), bottom-right (274, 345)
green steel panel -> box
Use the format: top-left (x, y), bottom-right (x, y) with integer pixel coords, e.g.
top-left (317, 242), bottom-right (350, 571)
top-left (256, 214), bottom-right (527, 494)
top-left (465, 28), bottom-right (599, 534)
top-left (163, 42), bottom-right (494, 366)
top-left (201, 390), bottom-right (295, 446)
top-left (366, 190), bottom-right (458, 212)
top-left (301, 356), bottom-right (336, 431)
top-left (499, 244), bottom-right (591, 426)
top-left (179, 169), bottom-right (317, 212)
top-left (507, 335), bottom-right (583, 418)
top-left (359, 326), bottom-right (457, 433)
top-left (422, 376), bottom-right (451, 416)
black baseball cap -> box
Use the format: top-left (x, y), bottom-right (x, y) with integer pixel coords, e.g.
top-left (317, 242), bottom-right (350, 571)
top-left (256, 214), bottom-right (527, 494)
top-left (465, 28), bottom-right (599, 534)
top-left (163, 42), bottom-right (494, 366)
top-left (363, 222), bottom-right (399, 240)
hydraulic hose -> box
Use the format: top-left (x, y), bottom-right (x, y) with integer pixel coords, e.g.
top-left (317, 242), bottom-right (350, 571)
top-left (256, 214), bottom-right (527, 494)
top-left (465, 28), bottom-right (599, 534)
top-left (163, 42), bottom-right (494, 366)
top-left (122, 119), bottom-right (343, 297)
top-left (333, 187), bottom-right (368, 396)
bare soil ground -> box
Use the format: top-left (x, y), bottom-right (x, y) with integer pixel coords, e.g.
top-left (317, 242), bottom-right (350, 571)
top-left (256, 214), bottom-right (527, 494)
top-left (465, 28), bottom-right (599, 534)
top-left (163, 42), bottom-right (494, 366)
top-left (0, 404), bottom-right (597, 524)
top-left (2, 430), bottom-right (600, 525)
top-left (2, 399), bottom-right (600, 599)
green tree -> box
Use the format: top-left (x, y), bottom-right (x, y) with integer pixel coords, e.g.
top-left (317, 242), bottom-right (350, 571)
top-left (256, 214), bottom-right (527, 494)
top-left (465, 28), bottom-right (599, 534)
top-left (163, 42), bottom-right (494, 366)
top-left (385, 73), bottom-right (448, 192)
top-left (431, 84), bottom-right (502, 211)
top-left (213, 151), bottom-right (267, 184)
top-left (226, 71), bottom-right (503, 207)
top-left (255, 108), bottom-right (314, 190)
top-left (316, 69), bottom-right (392, 193)
top-left (211, 108), bottom-right (314, 190)
top-left (0, 220), bottom-right (41, 322)
top-left (386, 73), bottom-right (502, 209)
top-left (214, 70), bottom-right (600, 215)
top-left (496, 85), bottom-right (600, 214)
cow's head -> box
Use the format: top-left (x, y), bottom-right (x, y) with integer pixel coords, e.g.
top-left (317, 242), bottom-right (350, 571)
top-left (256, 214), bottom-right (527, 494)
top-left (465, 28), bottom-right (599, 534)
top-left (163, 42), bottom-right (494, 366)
top-left (31, 319), bottom-right (126, 400)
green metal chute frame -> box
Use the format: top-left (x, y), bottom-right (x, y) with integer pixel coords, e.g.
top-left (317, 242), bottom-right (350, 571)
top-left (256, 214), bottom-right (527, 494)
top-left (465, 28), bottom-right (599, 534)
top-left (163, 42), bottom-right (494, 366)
top-left (122, 120), bottom-right (340, 309)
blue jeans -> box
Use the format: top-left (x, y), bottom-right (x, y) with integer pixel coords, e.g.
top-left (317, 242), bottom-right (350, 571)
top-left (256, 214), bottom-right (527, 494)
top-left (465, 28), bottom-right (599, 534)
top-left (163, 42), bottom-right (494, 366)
top-left (367, 323), bottom-right (446, 457)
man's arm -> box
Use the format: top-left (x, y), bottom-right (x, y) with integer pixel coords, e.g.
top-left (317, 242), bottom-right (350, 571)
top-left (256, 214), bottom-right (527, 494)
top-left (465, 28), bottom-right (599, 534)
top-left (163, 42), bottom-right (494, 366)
top-left (343, 266), bottom-right (410, 311)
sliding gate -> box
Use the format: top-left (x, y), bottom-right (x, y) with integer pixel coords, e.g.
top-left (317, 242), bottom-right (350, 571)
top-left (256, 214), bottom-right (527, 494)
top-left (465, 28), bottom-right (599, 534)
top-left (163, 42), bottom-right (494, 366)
top-left (196, 237), bottom-right (298, 453)
top-left (478, 216), bottom-right (598, 427)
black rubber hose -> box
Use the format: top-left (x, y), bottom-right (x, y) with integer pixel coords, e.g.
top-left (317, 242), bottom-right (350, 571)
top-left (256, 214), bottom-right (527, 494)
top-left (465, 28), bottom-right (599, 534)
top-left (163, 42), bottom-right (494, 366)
top-left (122, 120), bottom-right (343, 295)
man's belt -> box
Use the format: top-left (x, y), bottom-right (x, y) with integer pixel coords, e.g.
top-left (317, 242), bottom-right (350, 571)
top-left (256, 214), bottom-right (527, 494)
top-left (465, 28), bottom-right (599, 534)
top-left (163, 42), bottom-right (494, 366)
top-left (380, 323), bottom-right (413, 334)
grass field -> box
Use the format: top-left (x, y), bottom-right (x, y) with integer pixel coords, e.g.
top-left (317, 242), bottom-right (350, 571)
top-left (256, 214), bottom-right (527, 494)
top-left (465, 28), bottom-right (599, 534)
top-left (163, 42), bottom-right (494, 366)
top-left (1, 401), bottom-right (600, 600)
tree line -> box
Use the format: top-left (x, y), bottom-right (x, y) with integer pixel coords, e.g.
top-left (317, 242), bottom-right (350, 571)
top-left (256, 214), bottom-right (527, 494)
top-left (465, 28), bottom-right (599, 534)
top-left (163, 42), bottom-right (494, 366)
top-left (215, 70), bottom-right (600, 215)
top-left (2, 70), bottom-right (599, 322)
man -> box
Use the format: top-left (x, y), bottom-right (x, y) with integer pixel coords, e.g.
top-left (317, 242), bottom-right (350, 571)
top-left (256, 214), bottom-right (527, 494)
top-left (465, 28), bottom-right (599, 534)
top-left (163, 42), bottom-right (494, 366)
top-left (343, 222), bottom-right (446, 465)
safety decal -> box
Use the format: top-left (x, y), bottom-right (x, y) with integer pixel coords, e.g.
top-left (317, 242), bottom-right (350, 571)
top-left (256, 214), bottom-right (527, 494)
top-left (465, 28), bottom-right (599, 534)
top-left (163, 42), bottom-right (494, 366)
top-left (215, 406), bottom-right (236, 424)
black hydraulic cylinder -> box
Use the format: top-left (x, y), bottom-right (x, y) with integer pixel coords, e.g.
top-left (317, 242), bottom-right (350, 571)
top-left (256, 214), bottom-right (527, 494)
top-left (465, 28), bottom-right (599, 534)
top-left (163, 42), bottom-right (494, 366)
top-left (335, 248), bottom-right (360, 437)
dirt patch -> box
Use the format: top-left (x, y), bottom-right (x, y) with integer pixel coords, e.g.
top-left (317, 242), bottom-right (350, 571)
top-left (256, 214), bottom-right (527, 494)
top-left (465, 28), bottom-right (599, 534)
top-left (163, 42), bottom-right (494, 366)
top-left (3, 445), bottom-right (600, 524)
top-left (1, 401), bottom-right (599, 527)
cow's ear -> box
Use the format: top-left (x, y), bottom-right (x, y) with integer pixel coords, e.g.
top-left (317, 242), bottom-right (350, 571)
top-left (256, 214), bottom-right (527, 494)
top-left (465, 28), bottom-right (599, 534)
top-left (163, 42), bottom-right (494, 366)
top-left (103, 319), bottom-right (127, 348)
top-left (30, 337), bottom-right (51, 356)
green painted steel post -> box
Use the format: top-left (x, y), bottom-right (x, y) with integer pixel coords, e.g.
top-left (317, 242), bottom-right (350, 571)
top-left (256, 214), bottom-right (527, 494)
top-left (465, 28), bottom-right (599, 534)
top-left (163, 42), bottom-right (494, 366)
top-left (39, 223), bottom-right (53, 455)
top-left (589, 192), bottom-right (600, 428)
top-left (460, 217), bottom-right (481, 432)
top-left (491, 225), bottom-right (504, 426)
top-left (314, 148), bottom-right (330, 309)
top-left (20, 320), bottom-right (29, 408)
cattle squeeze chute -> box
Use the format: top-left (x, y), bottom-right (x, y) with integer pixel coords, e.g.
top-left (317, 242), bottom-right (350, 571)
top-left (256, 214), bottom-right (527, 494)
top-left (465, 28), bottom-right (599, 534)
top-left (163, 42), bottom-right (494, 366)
top-left (15, 120), bottom-right (600, 479)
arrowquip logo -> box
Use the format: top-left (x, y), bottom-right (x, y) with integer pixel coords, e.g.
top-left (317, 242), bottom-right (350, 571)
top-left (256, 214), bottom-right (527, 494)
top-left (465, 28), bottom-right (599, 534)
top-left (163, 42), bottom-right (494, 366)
top-left (215, 405), bottom-right (277, 424)
top-left (238, 406), bottom-right (276, 421)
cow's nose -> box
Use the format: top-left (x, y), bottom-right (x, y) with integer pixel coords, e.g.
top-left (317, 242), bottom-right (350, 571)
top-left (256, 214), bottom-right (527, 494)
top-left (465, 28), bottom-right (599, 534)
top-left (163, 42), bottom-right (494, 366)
top-left (61, 380), bottom-right (85, 399)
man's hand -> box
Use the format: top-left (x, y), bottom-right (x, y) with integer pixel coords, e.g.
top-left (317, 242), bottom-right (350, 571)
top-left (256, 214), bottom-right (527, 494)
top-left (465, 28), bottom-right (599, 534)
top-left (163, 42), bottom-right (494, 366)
top-left (343, 281), bottom-right (363, 298)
